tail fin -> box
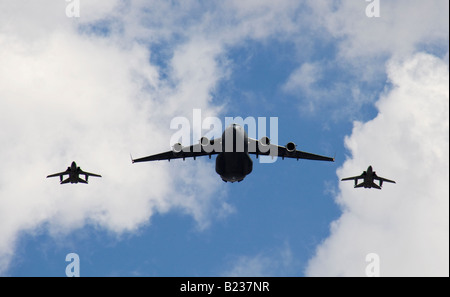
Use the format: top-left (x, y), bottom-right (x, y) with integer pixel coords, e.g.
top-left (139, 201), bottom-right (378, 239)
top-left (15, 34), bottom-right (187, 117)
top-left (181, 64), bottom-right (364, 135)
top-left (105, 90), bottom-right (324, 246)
top-left (371, 181), bottom-right (381, 189)
top-left (78, 177), bottom-right (88, 184)
top-left (355, 182), bottom-right (365, 188)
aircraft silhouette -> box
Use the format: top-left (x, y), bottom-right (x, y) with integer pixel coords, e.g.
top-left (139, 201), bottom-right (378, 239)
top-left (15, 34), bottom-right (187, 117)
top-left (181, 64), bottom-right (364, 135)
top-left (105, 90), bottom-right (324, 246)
top-left (132, 123), bottom-right (334, 183)
top-left (47, 161), bottom-right (102, 184)
top-left (341, 165), bottom-right (395, 189)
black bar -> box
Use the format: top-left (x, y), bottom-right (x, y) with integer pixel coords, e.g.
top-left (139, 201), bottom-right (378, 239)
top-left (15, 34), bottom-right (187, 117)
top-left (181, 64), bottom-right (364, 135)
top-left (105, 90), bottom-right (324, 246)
top-left (144, 277), bottom-right (304, 296)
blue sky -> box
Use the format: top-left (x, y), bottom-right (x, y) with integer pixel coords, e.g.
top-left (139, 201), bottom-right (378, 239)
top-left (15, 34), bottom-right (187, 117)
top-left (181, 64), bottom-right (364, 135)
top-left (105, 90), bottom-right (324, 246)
top-left (0, 0), bottom-right (448, 277)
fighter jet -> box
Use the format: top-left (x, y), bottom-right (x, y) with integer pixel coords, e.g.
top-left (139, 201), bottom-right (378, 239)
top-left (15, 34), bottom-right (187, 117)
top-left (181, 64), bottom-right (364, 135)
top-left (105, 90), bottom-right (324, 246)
top-left (47, 161), bottom-right (102, 184)
top-left (132, 123), bottom-right (334, 183)
top-left (341, 165), bottom-right (395, 189)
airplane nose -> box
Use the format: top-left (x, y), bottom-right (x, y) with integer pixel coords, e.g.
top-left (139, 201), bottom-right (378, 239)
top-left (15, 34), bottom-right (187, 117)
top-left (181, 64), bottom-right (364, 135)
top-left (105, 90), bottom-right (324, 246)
top-left (232, 123), bottom-right (241, 130)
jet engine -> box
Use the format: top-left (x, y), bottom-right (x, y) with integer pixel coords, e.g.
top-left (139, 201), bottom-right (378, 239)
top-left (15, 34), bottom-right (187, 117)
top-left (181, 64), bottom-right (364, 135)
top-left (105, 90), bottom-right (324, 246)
top-left (286, 142), bottom-right (296, 156)
top-left (172, 142), bottom-right (183, 154)
top-left (200, 136), bottom-right (209, 147)
top-left (258, 136), bottom-right (270, 153)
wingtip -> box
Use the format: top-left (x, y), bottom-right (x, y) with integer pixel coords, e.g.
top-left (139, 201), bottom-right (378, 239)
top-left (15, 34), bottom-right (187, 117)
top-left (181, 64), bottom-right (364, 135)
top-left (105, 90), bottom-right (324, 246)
top-left (130, 153), bottom-right (135, 164)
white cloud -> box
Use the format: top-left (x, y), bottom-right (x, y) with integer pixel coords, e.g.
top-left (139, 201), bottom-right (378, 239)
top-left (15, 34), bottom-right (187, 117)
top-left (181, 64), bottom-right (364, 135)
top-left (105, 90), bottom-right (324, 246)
top-left (305, 52), bottom-right (449, 276)
top-left (281, 61), bottom-right (375, 119)
top-left (0, 2), bottom-right (233, 275)
top-left (281, 62), bottom-right (326, 114)
top-left (222, 243), bottom-right (295, 277)
top-left (308, 0), bottom-right (449, 59)
top-left (282, 62), bottom-right (321, 94)
top-left (281, 1), bottom-right (449, 117)
top-left (0, 0), bottom-right (329, 276)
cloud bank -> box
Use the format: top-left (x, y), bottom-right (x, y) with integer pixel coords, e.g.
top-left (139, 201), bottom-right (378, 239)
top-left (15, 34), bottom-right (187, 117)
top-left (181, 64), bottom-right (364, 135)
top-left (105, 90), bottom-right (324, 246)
top-left (306, 52), bottom-right (449, 276)
top-left (0, 1), bottom-right (231, 274)
top-left (0, 0), bottom-right (319, 275)
top-left (222, 243), bottom-right (295, 277)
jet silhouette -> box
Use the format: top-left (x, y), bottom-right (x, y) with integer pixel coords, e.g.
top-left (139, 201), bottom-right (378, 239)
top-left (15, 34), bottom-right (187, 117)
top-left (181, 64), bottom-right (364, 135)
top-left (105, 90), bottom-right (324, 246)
top-left (341, 165), bottom-right (395, 189)
top-left (47, 161), bottom-right (101, 184)
top-left (132, 123), bottom-right (334, 183)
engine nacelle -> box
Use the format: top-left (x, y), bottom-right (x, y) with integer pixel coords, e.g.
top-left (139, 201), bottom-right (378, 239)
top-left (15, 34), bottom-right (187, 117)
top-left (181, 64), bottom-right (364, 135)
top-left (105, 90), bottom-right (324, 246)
top-left (172, 142), bottom-right (183, 154)
top-left (200, 136), bottom-right (209, 147)
top-left (258, 136), bottom-right (270, 153)
top-left (259, 136), bottom-right (270, 146)
top-left (286, 142), bottom-right (296, 155)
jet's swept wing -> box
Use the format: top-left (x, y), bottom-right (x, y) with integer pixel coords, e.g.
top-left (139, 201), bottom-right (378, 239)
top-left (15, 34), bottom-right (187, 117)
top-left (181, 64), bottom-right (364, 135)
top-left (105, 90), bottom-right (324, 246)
top-left (79, 170), bottom-right (102, 178)
top-left (373, 174), bottom-right (396, 188)
top-left (78, 169), bottom-right (101, 183)
top-left (374, 175), bottom-right (396, 184)
top-left (341, 172), bottom-right (366, 187)
top-left (132, 139), bottom-right (221, 163)
top-left (341, 174), bottom-right (364, 182)
top-left (247, 138), bottom-right (334, 162)
top-left (46, 171), bottom-right (69, 178)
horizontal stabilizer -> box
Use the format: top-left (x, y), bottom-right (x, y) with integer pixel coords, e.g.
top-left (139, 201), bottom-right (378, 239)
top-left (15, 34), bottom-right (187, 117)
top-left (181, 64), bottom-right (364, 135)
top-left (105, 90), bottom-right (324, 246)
top-left (371, 181), bottom-right (382, 189)
top-left (354, 182), bottom-right (365, 188)
top-left (60, 178), bottom-right (71, 184)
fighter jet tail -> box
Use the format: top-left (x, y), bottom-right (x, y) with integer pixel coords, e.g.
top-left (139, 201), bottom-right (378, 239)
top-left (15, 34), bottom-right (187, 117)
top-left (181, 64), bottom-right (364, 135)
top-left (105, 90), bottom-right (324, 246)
top-left (77, 177), bottom-right (88, 184)
top-left (354, 182), bottom-right (365, 188)
top-left (60, 178), bottom-right (71, 184)
top-left (370, 181), bottom-right (381, 189)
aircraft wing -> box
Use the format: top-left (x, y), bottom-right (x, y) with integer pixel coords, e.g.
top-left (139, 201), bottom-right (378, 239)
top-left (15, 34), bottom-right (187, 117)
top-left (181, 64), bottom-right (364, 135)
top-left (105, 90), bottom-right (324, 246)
top-left (247, 138), bottom-right (334, 162)
top-left (341, 175), bottom-right (363, 181)
top-left (132, 139), bottom-right (221, 163)
top-left (79, 170), bottom-right (102, 178)
top-left (46, 171), bottom-right (69, 178)
top-left (374, 176), bottom-right (396, 184)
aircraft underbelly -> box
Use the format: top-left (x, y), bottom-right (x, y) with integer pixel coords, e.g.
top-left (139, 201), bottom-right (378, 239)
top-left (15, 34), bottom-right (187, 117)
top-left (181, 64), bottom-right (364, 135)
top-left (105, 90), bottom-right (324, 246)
top-left (69, 173), bottom-right (77, 183)
top-left (216, 152), bottom-right (253, 182)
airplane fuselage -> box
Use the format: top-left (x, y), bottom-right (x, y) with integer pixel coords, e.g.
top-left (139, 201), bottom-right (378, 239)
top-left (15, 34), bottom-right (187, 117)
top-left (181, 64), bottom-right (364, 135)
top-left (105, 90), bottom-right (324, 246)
top-left (352, 166), bottom-right (383, 189)
top-left (361, 166), bottom-right (375, 187)
top-left (65, 162), bottom-right (82, 183)
top-left (215, 124), bottom-right (253, 182)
